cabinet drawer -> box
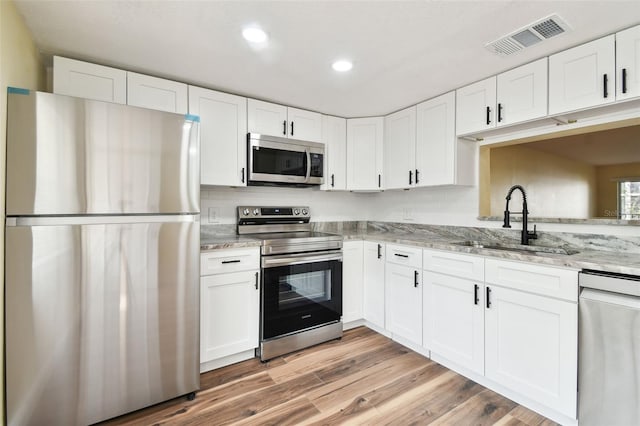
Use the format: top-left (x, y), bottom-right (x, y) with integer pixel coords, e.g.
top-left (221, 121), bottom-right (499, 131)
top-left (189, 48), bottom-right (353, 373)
top-left (201, 247), bottom-right (260, 276)
top-left (423, 249), bottom-right (484, 281)
top-left (386, 244), bottom-right (422, 268)
top-left (485, 259), bottom-right (578, 302)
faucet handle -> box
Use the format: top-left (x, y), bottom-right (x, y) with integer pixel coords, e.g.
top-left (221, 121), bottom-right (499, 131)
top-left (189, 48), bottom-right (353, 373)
top-left (529, 224), bottom-right (538, 239)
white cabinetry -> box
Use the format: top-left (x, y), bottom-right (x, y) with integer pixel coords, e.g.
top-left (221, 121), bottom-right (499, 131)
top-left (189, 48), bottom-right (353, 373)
top-left (416, 91), bottom-right (459, 186)
top-left (363, 241), bottom-right (385, 330)
top-left (127, 72), bottom-right (188, 114)
top-left (385, 244), bottom-right (422, 347)
top-left (384, 106), bottom-right (416, 189)
top-left (346, 117), bottom-right (384, 191)
top-left (423, 250), bottom-right (485, 374)
top-left (456, 77), bottom-right (496, 135)
top-left (189, 86), bottom-right (247, 186)
top-left (53, 56), bottom-right (126, 104)
top-left (616, 24), bottom-right (640, 100)
top-left (549, 35), bottom-right (616, 115)
top-left (342, 241), bottom-right (364, 325)
top-left (200, 247), bottom-right (260, 372)
top-left (496, 58), bottom-right (548, 126)
top-left (247, 99), bottom-right (321, 142)
top-left (484, 259), bottom-right (578, 418)
top-left (321, 115), bottom-right (347, 190)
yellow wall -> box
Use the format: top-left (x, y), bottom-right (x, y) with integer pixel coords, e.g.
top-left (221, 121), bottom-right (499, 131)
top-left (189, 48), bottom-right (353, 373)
top-left (0, 1), bottom-right (45, 422)
top-left (489, 144), bottom-right (597, 218)
top-left (595, 162), bottom-right (640, 217)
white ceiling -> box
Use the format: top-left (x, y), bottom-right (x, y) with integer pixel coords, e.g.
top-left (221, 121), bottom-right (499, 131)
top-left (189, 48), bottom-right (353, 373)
top-left (14, 1), bottom-right (640, 118)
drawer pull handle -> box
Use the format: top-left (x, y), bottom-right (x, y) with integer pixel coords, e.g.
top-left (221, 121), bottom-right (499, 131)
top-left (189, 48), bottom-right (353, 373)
top-left (486, 286), bottom-right (492, 309)
top-left (394, 253), bottom-right (409, 258)
top-left (603, 74), bottom-right (608, 98)
top-left (255, 272), bottom-right (259, 290)
top-left (377, 244), bottom-right (382, 259)
top-left (414, 270), bottom-right (419, 288)
top-left (474, 284), bottom-right (479, 305)
top-left (221, 259), bottom-right (241, 264)
top-left (622, 68), bottom-right (627, 94)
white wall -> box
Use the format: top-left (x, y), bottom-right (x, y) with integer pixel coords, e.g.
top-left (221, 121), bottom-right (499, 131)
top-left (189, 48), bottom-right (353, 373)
top-left (200, 186), bottom-right (373, 224)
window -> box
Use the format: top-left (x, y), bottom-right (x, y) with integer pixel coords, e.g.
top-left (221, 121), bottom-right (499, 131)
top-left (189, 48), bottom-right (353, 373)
top-left (618, 180), bottom-right (640, 219)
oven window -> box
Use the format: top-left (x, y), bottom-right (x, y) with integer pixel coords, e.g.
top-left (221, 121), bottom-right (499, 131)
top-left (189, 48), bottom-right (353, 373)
top-left (253, 147), bottom-right (306, 176)
top-left (279, 270), bottom-right (331, 308)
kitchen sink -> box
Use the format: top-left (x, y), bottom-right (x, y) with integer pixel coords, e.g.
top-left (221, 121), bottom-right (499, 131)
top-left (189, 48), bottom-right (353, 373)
top-left (454, 240), bottom-right (579, 256)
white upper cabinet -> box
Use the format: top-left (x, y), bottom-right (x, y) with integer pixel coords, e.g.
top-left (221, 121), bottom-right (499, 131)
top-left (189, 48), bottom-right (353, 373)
top-left (189, 86), bottom-right (247, 186)
top-left (496, 58), bottom-right (548, 126)
top-left (384, 106), bottom-right (417, 190)
top-left (549, 35), bottom-right (616, 115)
top-left (53, 56), bottom-right (126, 104)
top-left (346, 117), bottom-right (384, 191)
top-left (127, 72), bottom-right (188, 114)
top-left (416, 91), bottom-right (456, 186)
top-left (456, 76), bottom-right (497, 135)
top-left (247, 99), bottom-right (288, 137)
top-left (287, 107), bottom-right (322, 142)
top-left (247, 99), bottom-right (321, 142)
top-left (321, 115), bottom-right (347, 190)
top-left (616, 24), bottom-right (640, 101)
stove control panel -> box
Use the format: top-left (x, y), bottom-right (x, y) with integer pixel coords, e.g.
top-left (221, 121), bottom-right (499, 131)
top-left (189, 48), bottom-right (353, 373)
top-left (237, 206), bottom-right (311, 218)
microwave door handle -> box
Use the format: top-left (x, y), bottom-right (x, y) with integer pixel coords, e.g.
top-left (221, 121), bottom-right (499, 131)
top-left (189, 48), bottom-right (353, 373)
top-left (305, 149), bottom-right (311, 182)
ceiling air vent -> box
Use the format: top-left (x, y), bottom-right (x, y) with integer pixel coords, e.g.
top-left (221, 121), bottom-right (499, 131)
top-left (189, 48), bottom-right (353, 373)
top-left (485, 14), bottom-right (571, 56)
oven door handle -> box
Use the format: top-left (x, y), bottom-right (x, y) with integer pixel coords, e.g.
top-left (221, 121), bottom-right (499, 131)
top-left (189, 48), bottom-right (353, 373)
top-left (262, 251), bottom-right (343, 268)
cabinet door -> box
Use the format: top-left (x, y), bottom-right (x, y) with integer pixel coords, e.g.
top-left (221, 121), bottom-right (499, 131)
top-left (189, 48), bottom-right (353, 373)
top-left (416, 91), bottom-right (456, 186)
top-left (617, 24), bottom-right (640, 100)
top-left (189, 86), bottom-right (247, 186)
top-left (384, 106), bottom-right (417, 189)
top-left (127, 72), bottom-right (188, 114)
top-left (288, 107), bottom-right (322, 142)
top-left (247, 99), bottom-right (288, 137)
top-left (496, 58), bottom-right (548, 126)
top-left (385, 263), bottom-right (422, 346)
top-left (363, 241), bottom-right (385, 329)
top-left (200, 270), bottom-right (260, 363)
top-left (53, 56), bottom-right (126, 104)
top-left (455, 77), bottom-right (496, 135)
top-left (423, 271), bottom-right (484, 374)
top-left (321, 115), bottom-right (347, 190)
top-left (549, 35), bottom-right (615, 115)
top-left (485, 285), bottom-right (577, 418)
top-left (342, 241), bottom-right (364, 324)
top-left (346, 117), bottom-right (384, 191)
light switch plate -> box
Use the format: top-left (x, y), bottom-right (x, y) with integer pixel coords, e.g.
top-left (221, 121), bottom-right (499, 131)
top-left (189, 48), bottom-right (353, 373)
top-left (208, 207), bottom-right (220, 223)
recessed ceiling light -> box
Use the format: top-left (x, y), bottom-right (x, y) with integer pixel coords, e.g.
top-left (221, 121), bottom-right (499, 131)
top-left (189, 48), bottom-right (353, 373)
top-left (242, 27), bottom-right (268, 43)
top-left (332, 60), bottom-right (353, 72)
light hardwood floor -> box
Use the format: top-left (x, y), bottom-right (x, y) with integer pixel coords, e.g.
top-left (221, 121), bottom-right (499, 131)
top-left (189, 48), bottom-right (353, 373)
top-left (103, 327), bottom-right (557, 425)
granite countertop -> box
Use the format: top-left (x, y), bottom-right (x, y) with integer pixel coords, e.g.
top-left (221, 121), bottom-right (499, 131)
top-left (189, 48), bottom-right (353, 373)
top-left (200, 231), bottom-right (640, 276)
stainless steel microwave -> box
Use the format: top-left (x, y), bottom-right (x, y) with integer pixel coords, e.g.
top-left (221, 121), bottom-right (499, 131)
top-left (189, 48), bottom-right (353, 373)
top-left (247, 133), bottom-right (325, 186)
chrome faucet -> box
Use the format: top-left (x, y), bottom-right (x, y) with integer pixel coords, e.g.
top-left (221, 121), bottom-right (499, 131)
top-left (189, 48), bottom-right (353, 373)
top-left (503, 185), bottom-right (538, 245)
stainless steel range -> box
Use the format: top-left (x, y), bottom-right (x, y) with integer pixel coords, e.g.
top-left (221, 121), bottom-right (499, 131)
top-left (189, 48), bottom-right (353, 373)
top-left (238, 206), bottom-right (343, 361)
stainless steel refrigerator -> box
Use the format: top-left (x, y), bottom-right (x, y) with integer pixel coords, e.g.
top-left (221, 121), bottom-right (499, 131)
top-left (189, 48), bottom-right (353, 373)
top-left (5, 90), bottom-right (200, 425)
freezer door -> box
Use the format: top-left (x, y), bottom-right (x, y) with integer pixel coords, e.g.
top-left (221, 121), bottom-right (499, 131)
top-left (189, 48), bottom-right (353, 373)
top-left (6, 91), bottom-right (199, 215)
top-left (5, 220), bottom-right (200, 426)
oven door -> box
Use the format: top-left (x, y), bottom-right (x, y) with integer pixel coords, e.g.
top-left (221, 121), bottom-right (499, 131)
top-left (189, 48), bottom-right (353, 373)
top-left (261, 251), bottom-right (342, 340)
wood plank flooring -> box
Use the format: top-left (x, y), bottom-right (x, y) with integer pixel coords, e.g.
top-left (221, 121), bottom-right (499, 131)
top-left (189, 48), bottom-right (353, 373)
top-left (103, 327), bottom-right (557, 426)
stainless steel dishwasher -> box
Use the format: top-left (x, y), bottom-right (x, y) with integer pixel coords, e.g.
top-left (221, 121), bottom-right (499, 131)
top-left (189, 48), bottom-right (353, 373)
top-left (578, 270), bottom-right (640, 426)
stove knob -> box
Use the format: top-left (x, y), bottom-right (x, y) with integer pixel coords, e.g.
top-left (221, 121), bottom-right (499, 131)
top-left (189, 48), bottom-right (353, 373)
top-left (302, 209), bottom-right (308, 215)
top-left (253, 209), bottom-right (260, 216)
top-left (242, 208), bottom-right (250, 216)
top-left (293, 209), bottom-right (300, 215)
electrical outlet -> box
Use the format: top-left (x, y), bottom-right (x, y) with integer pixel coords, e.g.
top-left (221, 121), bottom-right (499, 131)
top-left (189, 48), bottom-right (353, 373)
top-left (208, 207), bottom-right (220, 223)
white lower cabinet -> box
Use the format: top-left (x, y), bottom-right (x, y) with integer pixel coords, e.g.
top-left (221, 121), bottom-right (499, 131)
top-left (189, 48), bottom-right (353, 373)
top-left (363, 241), bottom-right (385, 329)
top-left (200, 248), bottom-right (260, 371)
top-left (423, 271), bottom-right (484, 375)
top-left (385, 244), bottom-right (423, 346)
top-left (342, 240), bottom-right (364, 324)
